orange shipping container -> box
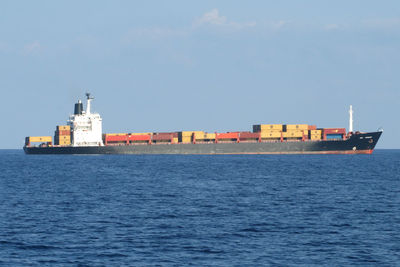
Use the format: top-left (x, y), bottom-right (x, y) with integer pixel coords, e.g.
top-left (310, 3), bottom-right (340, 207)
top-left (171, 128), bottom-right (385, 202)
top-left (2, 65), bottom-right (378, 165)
top-left (216, 132), bottom-right (239, 139)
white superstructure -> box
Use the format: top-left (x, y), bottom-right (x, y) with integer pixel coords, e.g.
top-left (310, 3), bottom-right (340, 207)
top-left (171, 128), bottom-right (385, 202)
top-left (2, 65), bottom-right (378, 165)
top-left (68, 93), bottom-right (104, 146)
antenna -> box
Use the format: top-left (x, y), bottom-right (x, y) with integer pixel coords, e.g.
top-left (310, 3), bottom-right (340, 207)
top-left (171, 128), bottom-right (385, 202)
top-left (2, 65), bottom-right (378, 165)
top-left (86, 92), bottom-right (94, 100)
top-left (349, 105), bottom-right (354, 133)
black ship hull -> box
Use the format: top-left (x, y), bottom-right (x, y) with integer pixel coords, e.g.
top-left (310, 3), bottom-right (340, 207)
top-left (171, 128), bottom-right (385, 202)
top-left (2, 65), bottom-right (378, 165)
top-left (24, 132), bottom-right (382, 155)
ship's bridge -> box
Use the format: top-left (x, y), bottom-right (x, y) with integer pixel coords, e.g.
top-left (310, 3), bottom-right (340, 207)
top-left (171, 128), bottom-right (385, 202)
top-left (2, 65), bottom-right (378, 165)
top-left (68, 94), bottom-right (104, 147)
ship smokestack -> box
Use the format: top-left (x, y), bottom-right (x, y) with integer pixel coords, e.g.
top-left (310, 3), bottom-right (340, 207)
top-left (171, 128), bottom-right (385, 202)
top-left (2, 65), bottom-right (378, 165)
top-left (74, 100), bottom-right (83, 115)
top-left (349, 105), bottom-right (354, 133)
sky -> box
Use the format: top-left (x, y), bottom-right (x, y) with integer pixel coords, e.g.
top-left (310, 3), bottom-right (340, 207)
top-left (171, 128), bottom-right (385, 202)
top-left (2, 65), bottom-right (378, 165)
top-left (0, 1), bottom-right (399, 148)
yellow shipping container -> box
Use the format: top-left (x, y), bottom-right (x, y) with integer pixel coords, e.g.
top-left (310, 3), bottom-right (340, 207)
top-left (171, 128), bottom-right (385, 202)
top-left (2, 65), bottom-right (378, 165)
top-left (261, 124), bottom-right (283, 131)
top-left (58, 140), bottom-right (71, 145)
top-left (253, 124), bottom-right (283, 132)
top-left (56, 136), bottom-right (71, 141)
top-left (180, 131), bottom-right (204, 137)
top-left (181, 137), bottom-right (192, 143)
top-left (57, 125), bottom-right (70, 131)
top-left (173, 137), bottom-right (179, 143)
top-left (106, 133), bottom-right (128, 136)
top-left (310, 135), bottom-right (322, 140)
top-left (283, 130), bottom-right (304, 138)
top-left (285, 124), bottom-right (309, 131)
top-left (29, 136), bottom-right (52, 143)
top-left (260, 131), bottom-right (282, 138)
top-left (310, 130), bottom-right (322, 135)
top-left (180, 131), bottom-right (194, 137)
top-left (195, 133), bottom-right (216, 140)
top-left (204, 133), bottom-right (216, 139)
top-left (129, 132), bottom-right (153, 136)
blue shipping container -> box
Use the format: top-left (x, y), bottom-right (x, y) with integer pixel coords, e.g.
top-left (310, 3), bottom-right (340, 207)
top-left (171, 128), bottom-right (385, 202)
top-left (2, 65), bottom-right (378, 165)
top-left (326, 134), bottom-right (343, 140)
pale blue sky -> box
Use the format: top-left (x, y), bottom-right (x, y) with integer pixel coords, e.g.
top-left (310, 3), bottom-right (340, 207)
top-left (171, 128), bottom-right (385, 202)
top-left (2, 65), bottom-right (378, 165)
top-left (1, 1), bottom-right (399, 148)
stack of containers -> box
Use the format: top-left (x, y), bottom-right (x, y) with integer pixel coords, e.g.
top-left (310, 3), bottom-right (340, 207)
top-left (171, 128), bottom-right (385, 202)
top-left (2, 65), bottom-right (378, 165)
top-left (25, 136), bottom-right (52, 146)
top-left (179, 131), bottom-right (204, 143)
top-left (152, 132), bottom-right (177, 143)
top-left (104, 134), bottom-right (128, 145)
top-left (128, 133), bottom-right (152, 145)
top-left (239, 132), bottom-right (260, 142)
top-left (323, 128), bottom-right (346, 140)
top-left (253, 124), bottom-right (282, 140)
top-left (283, 124), bottom-right (308, 140)
top-left (309, 130), bottom-right (322, 140)
top-left (54, 125), bottom-right (71, 146)
top-left (216, 132), bottom-right (239, 143)
top-left (192, 132), bottom-right (217, 142)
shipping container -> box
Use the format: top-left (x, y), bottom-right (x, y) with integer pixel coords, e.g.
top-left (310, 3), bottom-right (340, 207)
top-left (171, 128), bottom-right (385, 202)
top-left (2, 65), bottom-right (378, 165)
top-left (152, 134), bottom-right (173, 141)
top-left (310, 130), bottom-right (322, 135)
top-left (57, 140), bottom-right (71, 145)
top-left (216, 132), bottom-right (239, 140)
top-left (56, 130), bottom-right (71, 136)
top-left (173, 137), bottom-right (179, 143)
top-left (310, 135), bottom-right (322, 140)
top-left (285, 124), bottom-right (309, 131)
top-left (128, 135), bottom-right (151, 141)
top-left (54, 135), bottom-right (71, 140)
top-left (179, 131), bottom-right (204, 137)
top-left (260, 131), bottom-right (281, 138)
top-left (105, 135), bottom-right (128, 142)
top-left (282, 130), bottom-right (304, 138)
top-left (29, 136), bottom-right (52, 143)
top-left (204, 133), bottom-right (216, 139)
top-left (308, 125), bottom-right (317, 130)
top-left (106, 133), bottom-right (128, 136)
top-left (253, 124), bottom-right (283, 132)
top-left (326, 134), bottom-right (343, 140)
top-left (239, 132), bottom-right (260, 139)
top-left (181, 137), bottom-right (192, 143)
top-left (57, 125), bottom-right (70, 131)
top-left (129, 132), bottom-right (153, 136)
top-left (323, 128), bottom-right (346, 135)
top-left (154, 132), bottom-right (178, 138)
top-left (195, 133), bottom-right (216, 140)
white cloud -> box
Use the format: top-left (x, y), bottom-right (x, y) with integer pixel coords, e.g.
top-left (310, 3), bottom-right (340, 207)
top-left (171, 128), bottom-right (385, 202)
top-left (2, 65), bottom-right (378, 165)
top-left (195, 8), bottom-right (227, 26)
top-left (194, 9), bottom-right (256, 30)
top-left (23, 41), bottom-right (41, 54)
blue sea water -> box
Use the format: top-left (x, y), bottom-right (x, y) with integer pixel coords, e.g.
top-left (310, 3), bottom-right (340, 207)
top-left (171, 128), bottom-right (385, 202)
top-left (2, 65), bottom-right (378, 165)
top-left (0, 149), bottom-right (400, 266)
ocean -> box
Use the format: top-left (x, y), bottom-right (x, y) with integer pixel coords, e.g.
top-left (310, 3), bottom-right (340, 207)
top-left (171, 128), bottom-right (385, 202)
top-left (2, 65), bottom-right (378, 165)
top-left (1, 149), bottom-right (399, 266)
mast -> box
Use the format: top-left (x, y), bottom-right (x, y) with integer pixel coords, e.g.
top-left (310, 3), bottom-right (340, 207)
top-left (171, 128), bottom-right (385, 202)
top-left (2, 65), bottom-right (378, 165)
top-left (86, 93), bottom-right (94, 115)
top-left (349, 105), bottom-right (354, 133)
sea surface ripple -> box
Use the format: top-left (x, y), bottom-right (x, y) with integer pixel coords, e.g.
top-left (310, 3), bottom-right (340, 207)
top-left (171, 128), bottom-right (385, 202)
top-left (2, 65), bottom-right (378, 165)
top-left (0, 150), bottom-right (400, 266)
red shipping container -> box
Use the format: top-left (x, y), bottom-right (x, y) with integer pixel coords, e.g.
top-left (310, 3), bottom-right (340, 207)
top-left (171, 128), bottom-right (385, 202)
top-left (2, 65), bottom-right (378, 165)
top-left (105, 135), bottom-right (128, 142)
top-left (323, 128), bottom-right (346, 135)
top-left (152, 134), bottom-right (173, 141)
top-left (57, 130), bottom-right (70, 135)
top-left (155, 132), bottom-right (178, 137)
top-left (128, 135), bottom-right (151, 141)
top-left (217, 132), bottom-right (239, 139)
top-left (239, 132), bottom-right (260, 139)
top-left (308, 125), bottom-right (317, 130)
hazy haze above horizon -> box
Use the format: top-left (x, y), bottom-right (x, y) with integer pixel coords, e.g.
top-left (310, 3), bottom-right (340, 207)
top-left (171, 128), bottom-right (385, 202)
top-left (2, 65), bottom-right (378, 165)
top-left (0, 1), bottom-right (399, 148)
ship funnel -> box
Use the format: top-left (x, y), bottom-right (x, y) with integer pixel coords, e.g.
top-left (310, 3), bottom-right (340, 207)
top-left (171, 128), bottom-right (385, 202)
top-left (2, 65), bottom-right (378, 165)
top-left (349, 105), bottom-right (354, 133)
top-left (74, 100), bottom-right (83, 115)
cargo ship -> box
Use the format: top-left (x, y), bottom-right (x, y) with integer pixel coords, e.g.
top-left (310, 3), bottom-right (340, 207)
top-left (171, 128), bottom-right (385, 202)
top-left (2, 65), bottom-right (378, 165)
top-left (24, 94), bottom-right (382, 155)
